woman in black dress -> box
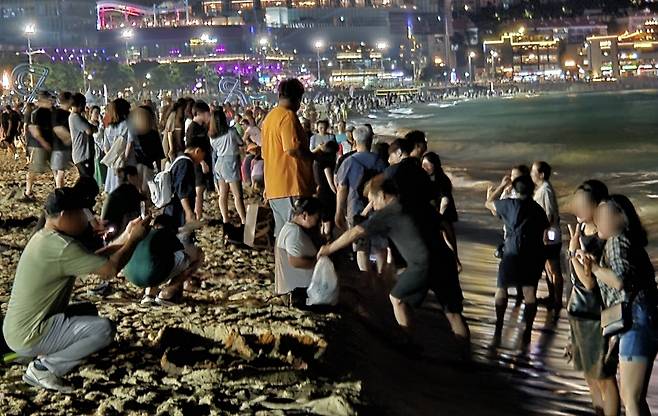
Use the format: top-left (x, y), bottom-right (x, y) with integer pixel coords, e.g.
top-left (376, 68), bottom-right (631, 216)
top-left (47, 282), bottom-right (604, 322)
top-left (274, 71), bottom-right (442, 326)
top-left (486, 174), bottom-right (549, 347)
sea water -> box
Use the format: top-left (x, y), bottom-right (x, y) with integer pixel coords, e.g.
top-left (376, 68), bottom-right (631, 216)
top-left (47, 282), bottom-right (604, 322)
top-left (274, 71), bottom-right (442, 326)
top-left (363, 89), bottom-right (658, 250)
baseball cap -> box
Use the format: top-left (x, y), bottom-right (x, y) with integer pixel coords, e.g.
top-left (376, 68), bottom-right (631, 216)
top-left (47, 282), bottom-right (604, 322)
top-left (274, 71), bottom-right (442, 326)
top-left (44, 188), bottom-right (86, 215)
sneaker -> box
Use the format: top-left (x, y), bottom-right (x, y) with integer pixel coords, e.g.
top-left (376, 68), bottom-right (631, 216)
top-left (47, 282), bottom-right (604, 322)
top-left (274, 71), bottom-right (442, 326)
top-left (139, 295), bottom-right (156, 306)
top-left (23, 361), bottom-right (73, 393)
top-left (87, 281), bottom-right (112, 297)
top-left (155, 294), bottom-right (182, 306)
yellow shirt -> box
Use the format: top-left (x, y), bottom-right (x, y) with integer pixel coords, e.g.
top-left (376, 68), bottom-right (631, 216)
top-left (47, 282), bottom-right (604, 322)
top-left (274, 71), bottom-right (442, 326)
top-left (261, 105), bottom-right (315, 200)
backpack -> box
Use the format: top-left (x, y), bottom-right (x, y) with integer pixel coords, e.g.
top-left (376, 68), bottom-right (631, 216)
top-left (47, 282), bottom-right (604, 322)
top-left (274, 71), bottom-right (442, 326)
top-left (148, 155), bottom-right (191, 208)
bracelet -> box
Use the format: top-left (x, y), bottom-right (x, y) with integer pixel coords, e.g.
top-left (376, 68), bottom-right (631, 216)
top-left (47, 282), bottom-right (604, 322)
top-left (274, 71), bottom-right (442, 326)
top-left (568, 250), bottom-right (576, 258)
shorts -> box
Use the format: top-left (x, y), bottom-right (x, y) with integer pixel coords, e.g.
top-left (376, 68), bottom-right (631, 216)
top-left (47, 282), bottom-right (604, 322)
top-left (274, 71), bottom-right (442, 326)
top-left (497, 254), bottom-right (544, 288)
top-left (136, 164), bottom-right (154, 194)
top-left (545, 243), bottom-right (562, 261)
top-left (428, 255), bottom-right (464, 313)
top-left (269, 197), bottom-right (295, 238)
top-left (194, 163), bottom-right (213, 188)
top-left (391, 267), bottom-right (430, 308)
top-left (51, 149), bottom-right (73, 171)
top-left (619, 301), bottom-right (658, 362)
top-left (215, 155), bottom-right (241, 183)
top-left (75, 159), bottom-right (95, 178)
top-left (166, 251), bottom-right (191, 281)
top-left (347, 214), bottom-right (369, 252)
top-left (28, 147), bottom-right (50, 173)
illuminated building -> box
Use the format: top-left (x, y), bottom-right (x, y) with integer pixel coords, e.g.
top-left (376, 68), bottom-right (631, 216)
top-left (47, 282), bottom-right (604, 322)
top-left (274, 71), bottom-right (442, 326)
top-left (0, 0), bottom-right (97, 50)
top-left (483, 33), bottom-right (561, 81)
top-left (587, 29), bottom-right (658, 78)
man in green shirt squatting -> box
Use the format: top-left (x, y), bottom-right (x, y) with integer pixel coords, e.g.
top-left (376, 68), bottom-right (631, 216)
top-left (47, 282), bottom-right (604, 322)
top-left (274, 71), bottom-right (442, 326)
top-left (3, 187), bottom-right (149, 393)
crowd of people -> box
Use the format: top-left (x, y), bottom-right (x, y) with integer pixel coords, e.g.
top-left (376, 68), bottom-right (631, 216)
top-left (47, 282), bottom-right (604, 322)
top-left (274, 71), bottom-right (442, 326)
top-left (0, 78), bottom-right (657, 416)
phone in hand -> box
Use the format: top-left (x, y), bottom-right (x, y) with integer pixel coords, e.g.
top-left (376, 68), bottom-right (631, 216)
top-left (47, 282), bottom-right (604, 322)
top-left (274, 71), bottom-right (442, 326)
top-left (140, 201), bottom-right (146, 219)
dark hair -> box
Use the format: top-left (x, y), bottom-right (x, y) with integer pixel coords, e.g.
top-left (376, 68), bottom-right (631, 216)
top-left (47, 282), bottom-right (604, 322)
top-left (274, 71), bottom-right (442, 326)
top-left (389, 138), bottom-right (414, 156)
top-left (110, 98), bottom-right (131, 124)
top-left (405, 130), bottom-right (426, 145)
top-left (278, 78), bottom-right (305, 101)
top-left (209, 108), bottom-right (229, 138)
top-left (59, 91), bottom-right (74, 107)
top-left (316, 119), bottom-right (330, 129)
top-left (422, 152), bottom-right (442, 170)
top-left (73, 176), bottom-right (99, 209)
top-left (534, 161), bottom-right (552, 180)
top-left (193, 100), bottom-right (210, 116)
top-left (606, 194), bottom-right (648, 247)
top-left (154, 214), bottom-right (177, 231)
top-left (323, 140), bottom-right (339, 154)
top-left (117, 165), bottom-right (138, 183)
top-left (91, 105), bottom-right (101, 114)
top-left (577, 179), bottom-right (609, 205)
top-left (512, 175), bottom-right (535, 200)
top-left (186, 135), bottom-right (208, 151)
top-left (372, 142), bottom-right (389, 166)
top-left (292, 197), bottom-right (322, 216)
top-left (71, 93), bottom-right (86, 109)
top-left (513, 164), bottom-right (531, 177)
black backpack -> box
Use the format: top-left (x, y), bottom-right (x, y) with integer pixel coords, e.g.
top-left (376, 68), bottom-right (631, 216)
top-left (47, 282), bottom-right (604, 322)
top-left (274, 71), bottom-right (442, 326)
top-left (353, 156), bottom-right (380, 205)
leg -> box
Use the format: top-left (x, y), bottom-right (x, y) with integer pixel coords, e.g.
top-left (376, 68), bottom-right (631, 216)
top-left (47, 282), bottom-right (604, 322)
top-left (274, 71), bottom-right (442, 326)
top-left (270, 198), bottom-right (294, 239)
top-left (597, 377), bottom-right (620, 416)
top-left (25, 171), bottom-right (35, 196)
top-left (229, 181), bottom-right (247, 224)
top-left (445, 312), bottom-right (470, 340)
top-left (389, 294), bottom-right (414, 333)
top-left (585, 376), bottom-right (605, 415)
top-left (521, 285), bottom-right (537, 345)
top-left (547, 257), bottom-right (564, 309)
top-left (619, 360), bottom-right (651, 416)
top-left (23, 314), bottom-right (115, 377)
top-left (218, 181), bottom-right (230, 223)
top-left (441, 222), bottom-right (461, 271)
top-left (493, 287), bottom-right (509, 345)
top-left (356, 250), bottom-right (371, 273)
top-left (195, 185), bottom-right (205, 220)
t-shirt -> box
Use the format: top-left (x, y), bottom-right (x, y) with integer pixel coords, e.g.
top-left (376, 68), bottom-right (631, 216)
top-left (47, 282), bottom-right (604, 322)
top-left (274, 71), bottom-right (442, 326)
top-left (131, 129), bottom-right (165, 167)
top-left (101, 183), bottom-right (143, 234)
top-left (164, 156), bottom-right (196, 228)
top-left (262, 105), bottom-right (315, 200)
top-left (27, 107), bottom-right (54, 148)
top-left (69, 112), bottom-right (95, 164)
top-left (384, 157), bottom-right (434, 214)
top-left (211, 128), bottom-right (243, 157)
top-left (309, 134), bottom-right (335, 151)
top-left (533, 181), bottom-right (561, 244)
top-left (2, 229), bottom-right (107, 349)
top-left (431, 172), bottom-right (458, 223)
top-left (362, 201), bottom-right (429, 274)
top-left (494, 198), bottom-right (549, 258)
top-left (8, 110), bottom-right (21, 136)
top-left (335, 132), bottom-right (348, 144)
top-left (313, 151), bottom-right (337, 200)
top-left (124, 228), bottom-right (184, 288)
top-left (52, 108), bottom-right (71, 151)
top-left (244, 126), bottom-right (261, 146)
top-left (275, 222), bottom-right (317, 294)
top-left (336, 151), bottom-right (386, 217)
top-left (186, 120), bottom-right (212, 176)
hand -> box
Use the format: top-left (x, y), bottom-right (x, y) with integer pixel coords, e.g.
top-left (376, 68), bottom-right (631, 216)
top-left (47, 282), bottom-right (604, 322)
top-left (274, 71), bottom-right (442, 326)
top-left (126, 216), bottom-right (149, 242)
top-left (500, 175), bottom-right (512, 189)
top-left (567, 223), bottom-right (581, 253)
top-left (317, 245), bottom-right (332, 258)
top-left (43, 143), bottom-right (52, 152)
top-left (201, 161), bottom-right (210, 175)
top-left (575, 250), bottom-right (592, 275)
top-left (486, 185), bottom-right (495, 201)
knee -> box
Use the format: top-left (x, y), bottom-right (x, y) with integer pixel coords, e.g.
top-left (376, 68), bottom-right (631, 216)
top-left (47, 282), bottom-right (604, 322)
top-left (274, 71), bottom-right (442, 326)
top-left (389, 294), bottom-right (402, 306)
top-left (96, 318), bottom-right (116, 346)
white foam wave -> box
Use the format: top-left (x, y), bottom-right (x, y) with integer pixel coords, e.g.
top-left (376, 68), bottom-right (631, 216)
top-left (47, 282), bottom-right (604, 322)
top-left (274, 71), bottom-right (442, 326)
top-left (388, 107), bottom-right (414, 115)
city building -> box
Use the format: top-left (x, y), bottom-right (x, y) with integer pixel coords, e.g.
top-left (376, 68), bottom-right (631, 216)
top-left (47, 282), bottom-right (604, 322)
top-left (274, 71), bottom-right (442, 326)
top-left (587, 29), bottom-right (658, 79)
top-left (483, 32), bottom-right (561, 81)
top-left (0, 0), bottom-right (97, 51)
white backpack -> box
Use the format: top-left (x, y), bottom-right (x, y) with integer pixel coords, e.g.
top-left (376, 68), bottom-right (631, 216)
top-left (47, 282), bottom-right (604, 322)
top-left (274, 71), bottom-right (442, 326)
top-left (148, 155), bottom-right (191, 208)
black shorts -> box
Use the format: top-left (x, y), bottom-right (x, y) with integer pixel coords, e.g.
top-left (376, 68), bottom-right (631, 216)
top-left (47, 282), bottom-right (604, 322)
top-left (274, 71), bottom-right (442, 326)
top-left (428, 255), bottom-right (464, 313)
top-left (390, 267), bottom-right (430, 308)
top-left (76, 160), bottom-right (95, 178)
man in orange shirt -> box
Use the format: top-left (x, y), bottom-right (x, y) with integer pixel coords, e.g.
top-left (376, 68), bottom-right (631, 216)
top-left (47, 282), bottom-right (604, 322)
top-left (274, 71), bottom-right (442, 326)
top-left (262, 79), bottom-right (315, 237)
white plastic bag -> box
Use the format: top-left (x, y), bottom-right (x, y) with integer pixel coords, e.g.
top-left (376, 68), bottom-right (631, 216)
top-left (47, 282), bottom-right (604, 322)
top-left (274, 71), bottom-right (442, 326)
top-left (306, 256), bottom-right (339, 306)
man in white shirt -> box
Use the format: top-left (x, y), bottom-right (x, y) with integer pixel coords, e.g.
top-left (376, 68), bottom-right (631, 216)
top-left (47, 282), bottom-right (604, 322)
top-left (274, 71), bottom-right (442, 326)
top-left (531, 161), bottom-right (564, 310)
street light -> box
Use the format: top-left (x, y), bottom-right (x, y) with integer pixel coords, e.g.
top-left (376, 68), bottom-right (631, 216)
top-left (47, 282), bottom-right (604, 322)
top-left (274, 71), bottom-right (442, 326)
top-left (121, 29), bottom-right (134, 64)
top-left (376, 41), bottom-right (388, 71)
top-left (468, 51), bottom-right (476, 83)
top-left (24, 24), bottom-right (37, 88)
top-left (314, 40), bottom-right (323, 83)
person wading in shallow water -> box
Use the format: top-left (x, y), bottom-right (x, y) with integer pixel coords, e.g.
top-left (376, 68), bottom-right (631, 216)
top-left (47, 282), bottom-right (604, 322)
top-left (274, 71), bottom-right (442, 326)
top-left (486, 174), bottom-right (549, 348)
top-left (2, 187), bottom-right (148, 392)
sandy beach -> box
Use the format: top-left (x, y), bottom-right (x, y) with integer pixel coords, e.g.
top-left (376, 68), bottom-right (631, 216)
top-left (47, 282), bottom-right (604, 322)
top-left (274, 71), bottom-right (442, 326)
top-left (0, 150), bottom-right (657, 415)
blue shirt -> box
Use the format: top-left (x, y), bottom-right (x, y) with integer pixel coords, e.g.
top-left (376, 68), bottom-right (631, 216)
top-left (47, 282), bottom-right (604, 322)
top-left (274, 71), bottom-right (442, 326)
top-left (336, 151), bottom-right (386, 217)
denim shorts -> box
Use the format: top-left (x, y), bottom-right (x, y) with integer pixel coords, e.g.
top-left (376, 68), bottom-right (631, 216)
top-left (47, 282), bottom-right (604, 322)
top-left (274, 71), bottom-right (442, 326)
top-left (619, 301), bottom-right (658, 362)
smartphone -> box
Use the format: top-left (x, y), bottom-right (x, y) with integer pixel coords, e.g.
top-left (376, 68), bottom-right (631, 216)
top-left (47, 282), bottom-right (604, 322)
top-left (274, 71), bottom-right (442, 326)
top-left (140, 201), bottom-right (146, 219)
top-left (547, 229), bottom-right (557, 242)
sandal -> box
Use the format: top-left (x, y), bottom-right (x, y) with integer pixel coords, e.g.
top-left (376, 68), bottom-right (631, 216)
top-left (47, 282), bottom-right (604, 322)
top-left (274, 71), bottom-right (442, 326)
top-left (155, 292), bottom-right (183, 306)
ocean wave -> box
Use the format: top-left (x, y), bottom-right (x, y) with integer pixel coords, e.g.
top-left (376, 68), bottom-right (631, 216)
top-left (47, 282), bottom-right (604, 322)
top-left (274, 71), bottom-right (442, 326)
top-left (388, 107), bottom-right (414, 115)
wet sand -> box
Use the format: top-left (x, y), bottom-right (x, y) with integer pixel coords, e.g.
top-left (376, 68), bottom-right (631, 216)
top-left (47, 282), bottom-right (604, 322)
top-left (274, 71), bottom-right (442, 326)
top-left (0, 154), bottom-right (657, 415)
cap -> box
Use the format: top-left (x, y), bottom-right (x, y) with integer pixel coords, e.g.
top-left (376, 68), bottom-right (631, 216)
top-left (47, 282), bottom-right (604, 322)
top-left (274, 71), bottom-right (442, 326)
top-left (246, 143), bottom-right (260, 153)
top-left (44, 187), bottom-right (87, 216)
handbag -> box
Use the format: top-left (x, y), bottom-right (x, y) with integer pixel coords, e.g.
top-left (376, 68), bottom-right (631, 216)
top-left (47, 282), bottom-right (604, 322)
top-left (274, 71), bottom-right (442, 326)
top-left (567, 282), bottom-right (602, 320)
top-left (601, 301), bottom-right (633, 337)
